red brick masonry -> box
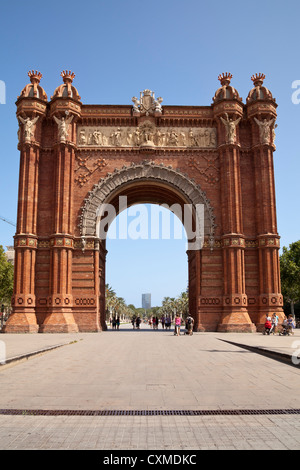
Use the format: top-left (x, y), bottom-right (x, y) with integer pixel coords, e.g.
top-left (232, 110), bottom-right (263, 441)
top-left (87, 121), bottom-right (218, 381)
top-left (3, 71), bottom-right (284, 333)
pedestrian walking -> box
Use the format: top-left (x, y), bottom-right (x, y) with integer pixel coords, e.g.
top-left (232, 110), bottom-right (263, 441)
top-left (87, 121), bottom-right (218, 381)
top-left (165, 316), bottom-right (171, 330)
top-left (174, 314), bottom-right (182, 336)
top-left (270, 312), bottom-right (279, 335)
top-left (185, 314), bottom-right (194, 335)
top-left (287, 314), bottom-right (295, 335)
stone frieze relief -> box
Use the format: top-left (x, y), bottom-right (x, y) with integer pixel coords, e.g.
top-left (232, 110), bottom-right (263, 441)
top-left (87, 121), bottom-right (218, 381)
top-left (77, 122), bottom-right (217, 149)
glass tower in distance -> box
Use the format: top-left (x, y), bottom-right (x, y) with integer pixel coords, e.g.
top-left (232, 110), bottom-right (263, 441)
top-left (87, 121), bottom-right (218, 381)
top-left (142, 293), bottom-right (151, 310)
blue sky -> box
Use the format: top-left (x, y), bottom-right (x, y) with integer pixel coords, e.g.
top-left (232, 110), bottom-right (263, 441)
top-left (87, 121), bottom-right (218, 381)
top-left (0, 0), bottom-right (299, 307)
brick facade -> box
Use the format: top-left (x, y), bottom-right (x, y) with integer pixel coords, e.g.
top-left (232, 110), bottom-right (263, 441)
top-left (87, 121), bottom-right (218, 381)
top-left (3, 71), bottom-right (284, 333)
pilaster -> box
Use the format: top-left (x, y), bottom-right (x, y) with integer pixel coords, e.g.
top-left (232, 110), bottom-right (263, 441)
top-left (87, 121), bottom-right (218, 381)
top-left (213, 78), bottom-right (255, 331)
top-left (246, 74), bottom-right (284, 330)
top-left (4, 71), bottom-right (46, 332)
top-left (40, 72), bottom-right (81, 333)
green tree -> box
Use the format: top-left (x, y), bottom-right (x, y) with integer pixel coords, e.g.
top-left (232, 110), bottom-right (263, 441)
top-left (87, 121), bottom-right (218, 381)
top-left (0, 245), bottom-right (14, 307)
top-left (105, 284), bottom-right (136, 321)
top-left (280, 240), bottom-right (300, 316)
top-left (177, 291), bottom-right (189, 318)
top-left (159, 292), bottom-right (189, 320)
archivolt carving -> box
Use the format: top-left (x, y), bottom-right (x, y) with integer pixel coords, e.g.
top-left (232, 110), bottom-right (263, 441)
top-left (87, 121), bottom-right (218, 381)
top-left (79, 161), bottom-right (216, 248)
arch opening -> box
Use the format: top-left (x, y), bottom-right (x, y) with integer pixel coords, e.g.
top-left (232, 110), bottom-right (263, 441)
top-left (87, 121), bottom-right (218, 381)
top-left (79, 162), bottom-right (216, 332)
top-left (105, 203), bottom-right (189, 328)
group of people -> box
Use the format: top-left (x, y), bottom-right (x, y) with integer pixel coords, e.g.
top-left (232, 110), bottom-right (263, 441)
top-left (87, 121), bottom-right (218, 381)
top-left (131, 315), bottom-right (141, 329)
top-left (110, 314), bottom-right (196, 333)
top-left (109, 316), bottom-right (120, 330)
top-left (149, 314), bottom-right (195, 336)
top-left (149, 315), bottom-right (172, 329)
top-left (264, 313), bottom-right (296, 336)
top-left (174, 313), bottom-right (194, 336)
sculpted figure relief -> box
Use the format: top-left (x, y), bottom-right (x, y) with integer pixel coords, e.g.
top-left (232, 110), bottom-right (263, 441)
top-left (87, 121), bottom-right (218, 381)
top-left (220, 113), bottom-right (241, 144)
top-left (254, 117), bottom-right (276, 145)
top-left (18, 115), bottom-right (39, 143)
top-left (77, 125), bottom-right (217, 149)
top-left (132, 89), bottom-right (163, 115)
top-left (53, 111), bottom-right (73, 142)
top-left (131, 96), bottom-right (140, 113)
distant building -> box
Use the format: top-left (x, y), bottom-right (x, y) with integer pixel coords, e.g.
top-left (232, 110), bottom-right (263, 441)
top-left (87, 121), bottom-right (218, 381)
top-left (142, 293), bottom-right (151, 310)
top-left (5, 246), bottom-right (14, 265)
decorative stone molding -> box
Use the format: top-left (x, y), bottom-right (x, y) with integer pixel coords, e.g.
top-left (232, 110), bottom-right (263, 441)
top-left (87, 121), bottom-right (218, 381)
top-left (79, 161), bottom-right (216, 247)
top-left (14, 236), bottom-right (37, 248)
top-left (258, 236), bottom-right (280, 247)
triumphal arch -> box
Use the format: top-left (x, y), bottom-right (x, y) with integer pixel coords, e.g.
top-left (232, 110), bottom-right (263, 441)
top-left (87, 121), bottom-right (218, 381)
top-left (4, 70), bottom-right (284, 333)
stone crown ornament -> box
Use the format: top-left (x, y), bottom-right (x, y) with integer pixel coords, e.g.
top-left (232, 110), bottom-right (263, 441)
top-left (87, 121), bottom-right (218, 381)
top-left (18, 70), bottom-right (47, 101)
top-left (61, 70), bottom-right (76, 83)
top-left (218, 72), bottom-right (233, 86)
top-left (251, 73), bottom-right (266, 87)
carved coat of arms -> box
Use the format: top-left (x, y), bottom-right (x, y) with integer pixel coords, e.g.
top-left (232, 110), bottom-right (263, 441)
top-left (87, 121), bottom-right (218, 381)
top-left (132, 89), bottom-right (163, 116)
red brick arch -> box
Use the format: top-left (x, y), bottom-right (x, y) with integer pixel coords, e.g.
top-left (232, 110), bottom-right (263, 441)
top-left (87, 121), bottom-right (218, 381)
top-left (4, 71), bottom-right (284, 333)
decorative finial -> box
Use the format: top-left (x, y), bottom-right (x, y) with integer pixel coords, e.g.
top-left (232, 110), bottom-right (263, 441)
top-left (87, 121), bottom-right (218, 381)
top-left (28, 70), bottom-right (42, 84)
top-left (218, 72), bottom-right (233, 86)
top-left (61, 70), bottom-right (75, 83)
top-left (251, 73), bottom-right (265, 87)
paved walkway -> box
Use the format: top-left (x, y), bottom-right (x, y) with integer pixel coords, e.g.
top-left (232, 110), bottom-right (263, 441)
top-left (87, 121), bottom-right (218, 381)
top-left (0, 325), bottom-right (300, 450)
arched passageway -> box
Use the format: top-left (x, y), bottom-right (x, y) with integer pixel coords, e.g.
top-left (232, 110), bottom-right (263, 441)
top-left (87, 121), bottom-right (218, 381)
top-left (80, 162), bottom-right (216, 331)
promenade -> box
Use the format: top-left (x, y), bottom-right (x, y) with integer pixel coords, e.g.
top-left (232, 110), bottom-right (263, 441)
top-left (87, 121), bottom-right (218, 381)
top-left (0, 325), bottom-right (300, 450)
